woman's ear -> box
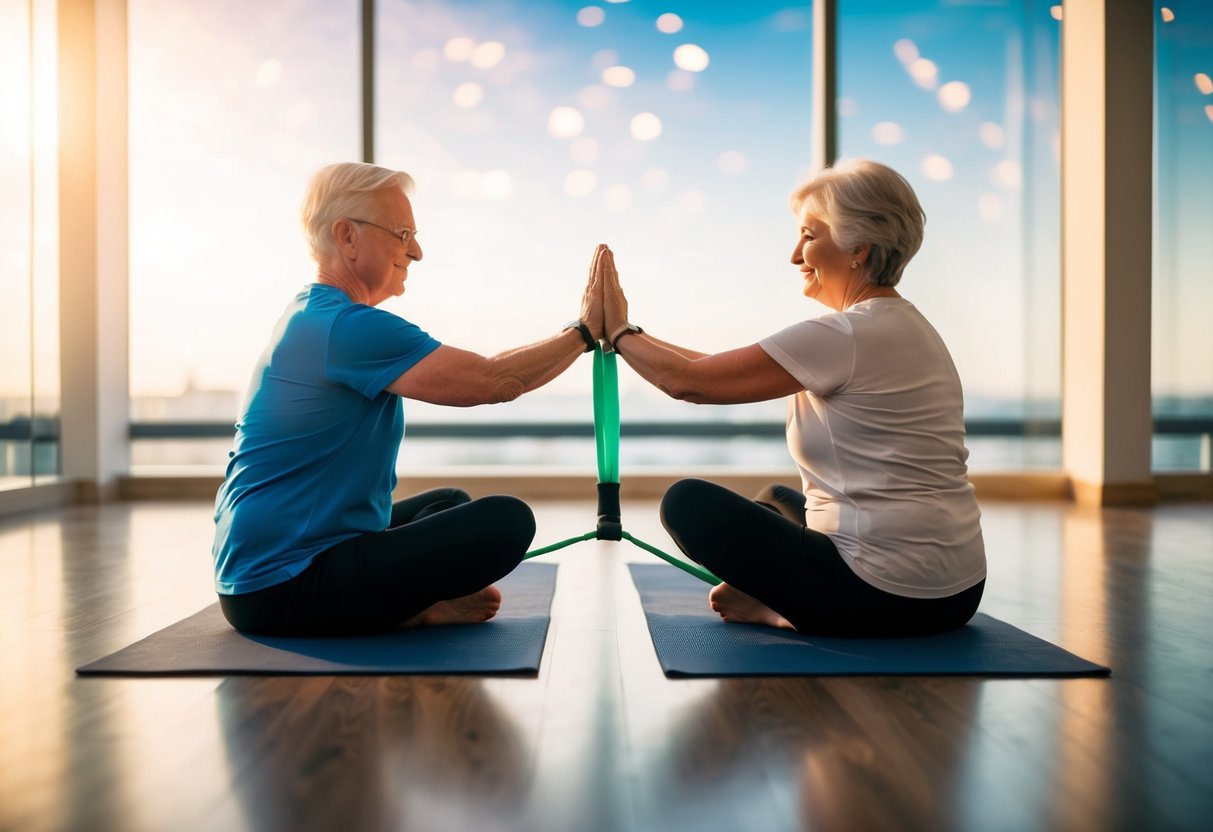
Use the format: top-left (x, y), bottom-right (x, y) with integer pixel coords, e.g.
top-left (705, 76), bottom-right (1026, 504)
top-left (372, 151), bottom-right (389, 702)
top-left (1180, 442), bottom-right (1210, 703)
top-left (852, 243), bottom-right (871, 265)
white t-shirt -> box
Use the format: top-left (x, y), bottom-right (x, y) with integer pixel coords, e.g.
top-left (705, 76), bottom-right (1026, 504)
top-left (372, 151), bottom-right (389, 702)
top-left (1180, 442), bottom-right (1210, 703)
top-left (759, 297), bottom-right (986, 599)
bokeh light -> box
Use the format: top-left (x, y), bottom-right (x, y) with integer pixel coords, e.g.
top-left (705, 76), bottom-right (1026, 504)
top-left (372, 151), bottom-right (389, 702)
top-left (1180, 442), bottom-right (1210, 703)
top-left (577, 6), bottom-right (605, 27)
top-left (444, 37), bottom-right (475, 61)
top-left (630, 112), bottom-right (663, 141)
top-left (547, 106), bottom-right (585, 138)
top-left (453, 82), bottom-right (483, 108)
top-left (979, 122), bottom-right (1006, 149)
top-left (656, 13), bottom-right (683, 34)
top-left (1195, 73), bottom-right (1213, 95)
top-left (872, 121), bottom-right (904, 144)
top-left (602, 66), bottom-right (635, 87)
top-left (922, 154), bottom-right (954, 181)
top-left (673, 44), bottom-right (710, 72)
top-left (908, 58), bottom-right (938, 90)
top-left (893, 39), bottom-right (918, 64)
top-left (938, 81), bottom-right (972, 113)
top-left (470, 41), bottom-right (505, 69)
top-left (667, 70), bottom-right (695, 92)
top-left (994, 159), bottom-right (1022, 188)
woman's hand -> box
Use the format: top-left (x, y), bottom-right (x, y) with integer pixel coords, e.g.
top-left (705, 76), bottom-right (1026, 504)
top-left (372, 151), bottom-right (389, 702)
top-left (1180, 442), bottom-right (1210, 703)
top-left (580, 244), bottom-right (607, 341)
top-left (599, 246), bottom-right (629, 339)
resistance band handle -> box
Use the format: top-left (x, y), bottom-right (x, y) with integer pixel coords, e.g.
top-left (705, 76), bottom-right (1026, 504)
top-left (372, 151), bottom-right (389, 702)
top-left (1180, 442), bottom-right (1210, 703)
top-left (595, 481), bottom-right (622, 541)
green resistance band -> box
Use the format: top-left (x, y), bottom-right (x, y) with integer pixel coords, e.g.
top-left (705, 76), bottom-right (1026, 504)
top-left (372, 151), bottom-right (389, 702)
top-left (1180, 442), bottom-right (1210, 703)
top-left (523, 346), bottom-right (720, 585)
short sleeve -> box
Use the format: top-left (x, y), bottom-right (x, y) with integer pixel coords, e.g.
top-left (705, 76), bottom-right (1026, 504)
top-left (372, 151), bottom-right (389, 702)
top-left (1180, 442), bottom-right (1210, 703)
top-left (759, 315), bottom-right (856, 396)
top-left (326, 305), bottom-right (441, 397)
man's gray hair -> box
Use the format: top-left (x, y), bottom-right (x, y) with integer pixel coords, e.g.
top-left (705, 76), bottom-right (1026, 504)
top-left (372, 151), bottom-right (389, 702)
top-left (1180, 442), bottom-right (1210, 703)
top-left (301, 162), bottom-right (415, 262)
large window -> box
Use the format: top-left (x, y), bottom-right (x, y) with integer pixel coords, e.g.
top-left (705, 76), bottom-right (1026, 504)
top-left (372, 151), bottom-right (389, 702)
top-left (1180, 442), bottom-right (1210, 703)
top-left (122, 0), bottom-right (1209, 477)
top-left (0, 0), bottom-right (60, 489)
top-left (837, 0), bottom-right (1062, 470)
top-left (128, 0), bottom-right (360, 471)
top-left (1153, 1), bottom-right (1213, 472)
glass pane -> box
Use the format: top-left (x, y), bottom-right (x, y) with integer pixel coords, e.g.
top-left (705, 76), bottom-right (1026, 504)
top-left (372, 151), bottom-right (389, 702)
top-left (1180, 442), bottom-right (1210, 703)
top-left (1153, 1), bottom-right (1213, 472)
top-left (128, 0), bottom-right (360, 472)
top-left (0, 0), bottom-right (57, 488)
top-left (837, 0), bottom-right (1062, 471)
top-left (375, 0), bottom-right (814, 472)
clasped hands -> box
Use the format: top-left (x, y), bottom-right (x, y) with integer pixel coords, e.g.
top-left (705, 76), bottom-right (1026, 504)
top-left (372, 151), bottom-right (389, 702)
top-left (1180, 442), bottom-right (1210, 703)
top-left (578, 243), bottom-right (631, 352)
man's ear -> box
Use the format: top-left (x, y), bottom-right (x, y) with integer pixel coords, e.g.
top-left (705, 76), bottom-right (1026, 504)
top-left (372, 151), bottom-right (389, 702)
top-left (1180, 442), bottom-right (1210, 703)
top-left (331, 218), bottom-right (358, 255)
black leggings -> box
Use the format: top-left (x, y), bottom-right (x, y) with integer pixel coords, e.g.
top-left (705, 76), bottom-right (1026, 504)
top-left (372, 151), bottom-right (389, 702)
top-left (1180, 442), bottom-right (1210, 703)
top-left (219, 488), bottom-right (536, 636)
top-left (660, 479), bottom-right (984, 637)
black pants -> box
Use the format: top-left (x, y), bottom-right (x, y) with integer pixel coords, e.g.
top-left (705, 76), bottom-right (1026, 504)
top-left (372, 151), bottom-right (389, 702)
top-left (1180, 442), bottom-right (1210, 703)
top-left (660, 479), bottom-right (984, 637)
top-left (219, 488), bottom-right (535, 636)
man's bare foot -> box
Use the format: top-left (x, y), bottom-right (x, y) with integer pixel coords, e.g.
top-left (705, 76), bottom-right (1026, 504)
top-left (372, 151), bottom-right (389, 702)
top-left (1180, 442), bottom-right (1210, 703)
top-left (405, 585), bottom-right (502, 627)
top-left (709, 582), bottom-right (795, 630)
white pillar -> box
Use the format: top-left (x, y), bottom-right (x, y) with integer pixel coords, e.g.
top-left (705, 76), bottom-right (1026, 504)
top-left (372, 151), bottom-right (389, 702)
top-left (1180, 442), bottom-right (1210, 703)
top-left (58, 0), bottom-right (129, 499)
top-left (1061, 0), bottom-right (1155, 506)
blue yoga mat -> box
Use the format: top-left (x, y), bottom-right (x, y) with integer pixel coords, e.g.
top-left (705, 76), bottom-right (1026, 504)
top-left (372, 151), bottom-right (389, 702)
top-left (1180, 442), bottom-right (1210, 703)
top-left (628, 564), bottom-right (1109, 678)
top-left (77, 563), bottom-right (557, 677)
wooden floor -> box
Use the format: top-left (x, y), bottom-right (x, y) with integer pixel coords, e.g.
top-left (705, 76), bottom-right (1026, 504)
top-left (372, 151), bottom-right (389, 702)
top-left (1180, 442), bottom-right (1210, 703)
top-left (1, 497), bottom-right (1211, 832)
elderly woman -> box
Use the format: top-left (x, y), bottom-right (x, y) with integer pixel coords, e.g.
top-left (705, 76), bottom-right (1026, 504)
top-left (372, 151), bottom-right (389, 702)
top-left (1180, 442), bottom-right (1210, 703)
top-left (213, 162), bottom-right (605, 636)
top-left (599, 159), bottom-right (985, 636)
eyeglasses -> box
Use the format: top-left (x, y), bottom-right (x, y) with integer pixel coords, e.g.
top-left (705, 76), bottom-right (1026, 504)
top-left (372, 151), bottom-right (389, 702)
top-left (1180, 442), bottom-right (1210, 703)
top-left (349, 218), bottom-right (415, 246)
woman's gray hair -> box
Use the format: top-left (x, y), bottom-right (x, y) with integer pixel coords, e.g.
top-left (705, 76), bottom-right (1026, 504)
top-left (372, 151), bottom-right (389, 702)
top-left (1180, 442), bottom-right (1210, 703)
top-left (789, 159), bottom-right (925, 287)
top-left (301, 162), bottom-right (415, 262)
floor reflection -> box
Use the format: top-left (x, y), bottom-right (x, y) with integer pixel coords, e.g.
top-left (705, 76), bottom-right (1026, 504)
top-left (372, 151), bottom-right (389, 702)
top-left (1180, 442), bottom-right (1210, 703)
top-left (640, 675), bottom-right (982, 830)
top-left (216, 675), bottom-right (532, 832)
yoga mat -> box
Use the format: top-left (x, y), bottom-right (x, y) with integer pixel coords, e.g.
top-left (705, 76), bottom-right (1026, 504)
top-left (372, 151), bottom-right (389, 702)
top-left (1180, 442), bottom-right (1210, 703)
top-left (628, 564), bottom-right (1110, 678)
top-left (77, 563), bottom-right (557, 677)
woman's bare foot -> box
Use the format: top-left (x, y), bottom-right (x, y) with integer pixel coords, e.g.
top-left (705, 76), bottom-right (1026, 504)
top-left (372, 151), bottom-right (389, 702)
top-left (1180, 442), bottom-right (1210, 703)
top-left (709, 582), bottom-right (795, 630)
top-left (405, 585), bottom-right (502, 627)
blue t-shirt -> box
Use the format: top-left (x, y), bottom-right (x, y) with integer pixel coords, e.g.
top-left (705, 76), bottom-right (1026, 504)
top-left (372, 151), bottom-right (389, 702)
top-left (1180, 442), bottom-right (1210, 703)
top-left (212, 284), bottom-right (441, 594)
